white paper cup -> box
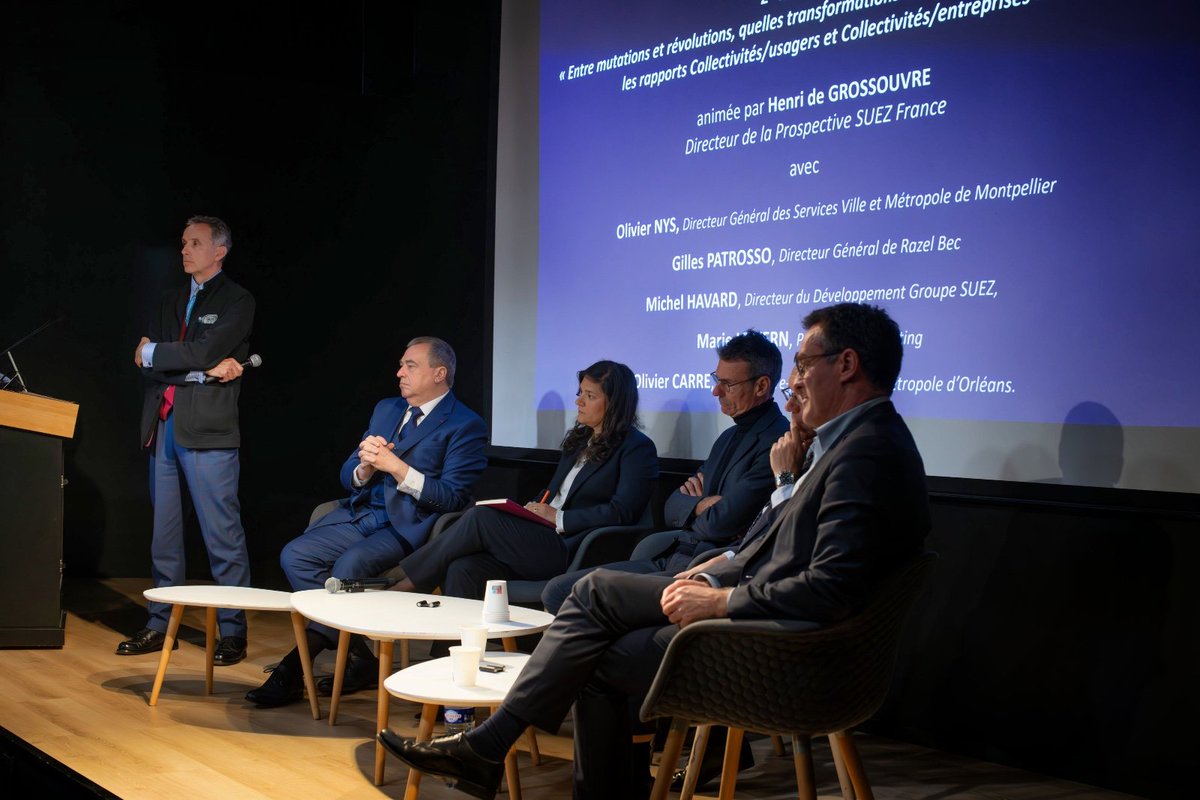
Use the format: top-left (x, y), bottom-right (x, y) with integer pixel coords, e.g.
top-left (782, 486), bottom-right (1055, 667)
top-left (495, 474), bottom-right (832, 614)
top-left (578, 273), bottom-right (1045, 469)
top-left (460, 624), bottom-right (488, 651)
top-left (481, 579), bottom-right (510, 623)
top-left (449, 645), bottom-right (482, 686)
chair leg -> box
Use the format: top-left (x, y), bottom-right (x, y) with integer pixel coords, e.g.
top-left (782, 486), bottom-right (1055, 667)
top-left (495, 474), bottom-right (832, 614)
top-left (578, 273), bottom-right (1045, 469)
top-left (830, 731), bottom-right (874, 800)
top-left (679, 724), bottom-right (711, 800)
top-left (523, 727), bottom-right (542, 767)
top-left (328, 629), bottom-right (351, 726)
top-left (828, 731), bottom-right (855, 799)
top-left (505, 740), bottom-right (523, 800)
top-left (204, 606), bottom-right (216, 695)
top-left (791, 734), bottom-right (816, 800)
top-left (771, 734), bottom-right (786, 756)
top-left (650, 718), bottom-right (688, 800)
top-left (148, 604), bottom-right (185, 706)
top-left (501, 638), bottom-right (541, 766)
top-left (716, 727), bottom-right (744, 800)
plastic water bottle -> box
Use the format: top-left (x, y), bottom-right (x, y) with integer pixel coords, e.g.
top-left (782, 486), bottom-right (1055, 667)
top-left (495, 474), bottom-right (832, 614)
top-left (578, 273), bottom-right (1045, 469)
top-left (443, 706), bottom-right (475, 736)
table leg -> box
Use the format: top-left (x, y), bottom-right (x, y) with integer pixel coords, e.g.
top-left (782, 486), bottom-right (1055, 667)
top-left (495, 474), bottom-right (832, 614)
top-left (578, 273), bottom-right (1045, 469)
top-left (148, 604), bottom-right (185, 706)
top-left (291, 611), bottom-right (321, 720)
top-left (402, 701), bottom-right (439, 800)
top-left (204, 606), bottom-right (216, 695)
top-left (373, 639), bottom-right (395, 785)
top-left (328, 629), bottom-right (351, 726)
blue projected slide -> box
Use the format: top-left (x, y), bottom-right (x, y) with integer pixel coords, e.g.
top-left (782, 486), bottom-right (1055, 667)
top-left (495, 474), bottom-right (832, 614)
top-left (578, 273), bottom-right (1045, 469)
top-left (493, 0), bottom-right (1200, 494)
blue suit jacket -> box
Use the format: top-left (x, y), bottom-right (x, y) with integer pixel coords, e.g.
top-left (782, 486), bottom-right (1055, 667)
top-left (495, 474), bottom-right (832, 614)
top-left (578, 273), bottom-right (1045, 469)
top-left (545, 428), bottom-right (659, 551)
top-left (662, 402), bottom-right (788, 546)
top-left (322, 392), bottom-right (488, 550)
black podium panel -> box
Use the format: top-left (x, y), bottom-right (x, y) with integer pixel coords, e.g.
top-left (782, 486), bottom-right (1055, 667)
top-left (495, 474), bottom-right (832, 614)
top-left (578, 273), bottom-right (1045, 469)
top-left (0, 426), bottom-right (65, 647)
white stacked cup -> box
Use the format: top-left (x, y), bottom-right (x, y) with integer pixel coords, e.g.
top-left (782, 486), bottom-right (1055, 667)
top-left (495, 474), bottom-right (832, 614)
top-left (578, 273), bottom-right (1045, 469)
top-left (481, 579), bottom-right (510, 624)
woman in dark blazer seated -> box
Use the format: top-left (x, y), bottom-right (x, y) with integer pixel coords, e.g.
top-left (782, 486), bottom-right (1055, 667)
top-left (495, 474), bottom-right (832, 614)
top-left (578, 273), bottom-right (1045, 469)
top-left (385, 359), bottom-right (659, 600)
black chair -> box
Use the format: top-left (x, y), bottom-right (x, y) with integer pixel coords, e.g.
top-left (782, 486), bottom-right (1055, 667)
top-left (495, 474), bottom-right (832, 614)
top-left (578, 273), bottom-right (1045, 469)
top-left (308, 501), bottom-right (465, 542)
top-left (506, 502), bottom-right (656, 607)
top-left (640, 551), bottom-right (937, 800)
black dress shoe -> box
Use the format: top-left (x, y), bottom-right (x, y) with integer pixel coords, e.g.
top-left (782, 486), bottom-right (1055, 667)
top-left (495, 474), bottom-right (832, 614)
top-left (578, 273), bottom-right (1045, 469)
top-left (245, 661), bottom-right (303, 707)
top-left (671, 731), bottom-right (754, 791)
top-left (213, 636), bottom-right (247, 666)
top-left (378, 730), bottom-right (504, 800)
top-left (115, 628), bottom-right (178, 656)
top-left (316, 649), bottom-right (379, 696)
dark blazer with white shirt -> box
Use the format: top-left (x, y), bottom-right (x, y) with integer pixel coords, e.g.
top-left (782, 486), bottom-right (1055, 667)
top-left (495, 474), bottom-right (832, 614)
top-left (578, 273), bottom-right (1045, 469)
top-left (544, 428), bottom-right (660, 551)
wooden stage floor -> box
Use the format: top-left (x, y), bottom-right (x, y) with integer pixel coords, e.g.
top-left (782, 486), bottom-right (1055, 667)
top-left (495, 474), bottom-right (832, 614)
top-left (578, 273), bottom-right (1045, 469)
top-left (0, 579), bottom-right (1141, 799)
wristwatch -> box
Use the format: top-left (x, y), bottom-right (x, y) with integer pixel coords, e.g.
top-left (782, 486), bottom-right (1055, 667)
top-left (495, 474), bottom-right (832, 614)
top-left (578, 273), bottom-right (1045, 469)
top-left (775, 470), bottom-right (796, 487)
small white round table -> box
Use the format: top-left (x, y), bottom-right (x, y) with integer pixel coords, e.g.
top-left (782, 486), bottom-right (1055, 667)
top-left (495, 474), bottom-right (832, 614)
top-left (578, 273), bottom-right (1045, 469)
top-left (142, 585), bottom-right (320, 719)
top-left (289, 588), bottom-right (554, 784)
top-left (383, 652), bottom-right (531, 800)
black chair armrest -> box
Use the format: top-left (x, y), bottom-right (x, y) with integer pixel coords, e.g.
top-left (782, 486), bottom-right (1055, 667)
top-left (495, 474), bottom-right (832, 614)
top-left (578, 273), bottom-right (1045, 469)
top-left (429, 509), bottom-right (465, 542)
top-left (628, 529), bottom-right (682, 561)
top-left (567, 523), bottom-right (655, 571)
top-left (686, 546), bottom-right (728, 568)
top-left (308, 499), bottom-right (342, 527)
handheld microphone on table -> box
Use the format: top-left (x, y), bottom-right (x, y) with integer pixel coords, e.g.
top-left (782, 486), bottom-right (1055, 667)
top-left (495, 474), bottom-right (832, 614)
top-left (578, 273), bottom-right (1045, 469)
top-left (324, 576), bottom-right (399, 593)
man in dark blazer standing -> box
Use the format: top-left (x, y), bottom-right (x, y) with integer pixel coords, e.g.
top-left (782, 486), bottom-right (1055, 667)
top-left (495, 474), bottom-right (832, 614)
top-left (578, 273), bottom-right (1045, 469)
top-left (540, 329), bottom-right (788, 613)
top-left (245, 336), bottom-right (488, 706)
top-left (118, 215), bottom-right (255, 666)
top-left (380, 303), bottom-right (931, 800)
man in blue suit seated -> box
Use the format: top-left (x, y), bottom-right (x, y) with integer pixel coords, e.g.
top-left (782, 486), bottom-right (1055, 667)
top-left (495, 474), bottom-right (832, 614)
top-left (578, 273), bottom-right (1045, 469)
top-left (541, 329), bottom-right (788, 614)
top-left (245, 336), bottom-right (488, 707)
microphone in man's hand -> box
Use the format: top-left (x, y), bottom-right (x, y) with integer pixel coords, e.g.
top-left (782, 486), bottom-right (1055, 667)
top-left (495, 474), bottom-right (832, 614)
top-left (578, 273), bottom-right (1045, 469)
top-left (203, 354), bottom-right (262, 384)
top-left (325, 576), bottom-right (400, 593)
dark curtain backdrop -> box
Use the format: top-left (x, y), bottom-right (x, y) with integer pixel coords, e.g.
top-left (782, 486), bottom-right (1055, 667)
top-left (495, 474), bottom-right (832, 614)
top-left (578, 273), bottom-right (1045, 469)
top-left (1, 3), bottom-right (1195, 797)
top-left (2, 1), bottom-right (493, 584)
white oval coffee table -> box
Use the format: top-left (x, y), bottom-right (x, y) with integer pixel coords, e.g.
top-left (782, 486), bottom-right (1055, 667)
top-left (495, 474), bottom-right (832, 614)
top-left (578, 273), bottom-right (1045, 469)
top-left (289, 589), bottom-right (553, 785)
top-left (142, 585), bottom-right (320, 719)
top-left (383, 652), bottom-right (531, 800)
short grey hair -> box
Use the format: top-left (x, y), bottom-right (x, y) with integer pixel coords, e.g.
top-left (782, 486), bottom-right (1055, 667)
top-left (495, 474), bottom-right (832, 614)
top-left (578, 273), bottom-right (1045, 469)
top-left (186, 215), bottom-right (233, 257)
top-left (407, 336), bottom-right (457, 387)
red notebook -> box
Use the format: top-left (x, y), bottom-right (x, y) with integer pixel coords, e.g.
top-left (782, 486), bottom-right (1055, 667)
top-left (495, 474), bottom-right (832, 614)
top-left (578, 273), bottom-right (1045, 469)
top-left (475, 498), bottom-right (556, 528)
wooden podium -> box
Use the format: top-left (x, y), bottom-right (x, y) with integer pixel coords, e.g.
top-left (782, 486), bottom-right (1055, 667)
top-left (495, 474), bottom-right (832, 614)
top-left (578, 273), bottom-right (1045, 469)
top-left (0, 391), bottom-right (78, 647)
